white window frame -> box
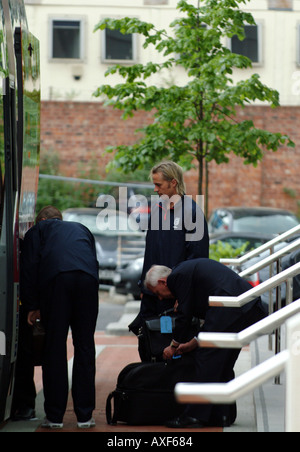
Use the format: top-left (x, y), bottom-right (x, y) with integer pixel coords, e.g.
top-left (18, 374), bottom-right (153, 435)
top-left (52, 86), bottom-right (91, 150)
top-left (228, 22), bottom-right (263, 67)
top-left (296, 23), bottom-right (300, 67)
top-left (100, 20), bottom-right (138, 64)
top-left (49, 17), bottom-right (86, 63)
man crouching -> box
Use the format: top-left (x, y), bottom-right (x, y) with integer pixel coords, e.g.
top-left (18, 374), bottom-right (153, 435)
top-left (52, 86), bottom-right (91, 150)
top-left (145, 258), bottom-right (266, 428)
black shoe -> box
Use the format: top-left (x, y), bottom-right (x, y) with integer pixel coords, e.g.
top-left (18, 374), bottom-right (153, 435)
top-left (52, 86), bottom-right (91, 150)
top-left (166, 415), bottom-right (205, 429)
top-left (208, 403), bottom-right (237, 427)
top-left (12, 407), bottom-right (37, 421)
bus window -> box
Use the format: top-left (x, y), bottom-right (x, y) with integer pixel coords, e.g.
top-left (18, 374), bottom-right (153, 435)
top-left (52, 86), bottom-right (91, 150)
top-left (0, 76), bottom-right (4, 231)
top-left (0, 162), bottom-right (3, 231)
top-left (0, 14), bottom-right (6, 233)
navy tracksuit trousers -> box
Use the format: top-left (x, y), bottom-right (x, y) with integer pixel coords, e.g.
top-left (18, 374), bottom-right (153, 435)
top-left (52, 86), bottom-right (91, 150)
top-left (41, 271), bottom-right (99, 423)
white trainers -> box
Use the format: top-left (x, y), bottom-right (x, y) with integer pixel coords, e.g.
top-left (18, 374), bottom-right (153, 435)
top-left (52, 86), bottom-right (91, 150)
top-left (77, 418), bottom-right (96, 429)
top-left (41, 418), bottom-right (63, 429)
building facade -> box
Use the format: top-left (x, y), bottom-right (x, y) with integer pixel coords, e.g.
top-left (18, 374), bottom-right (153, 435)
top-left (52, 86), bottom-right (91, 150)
top-left (25, 0), bottom-right (300, 215)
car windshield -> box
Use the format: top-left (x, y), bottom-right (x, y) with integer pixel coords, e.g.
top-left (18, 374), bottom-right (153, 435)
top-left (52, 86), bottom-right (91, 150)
top-left (232, 214), bottom-right (299, 235)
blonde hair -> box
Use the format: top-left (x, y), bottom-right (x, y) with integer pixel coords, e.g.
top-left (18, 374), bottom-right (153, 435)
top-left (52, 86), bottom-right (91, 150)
top-left (150, 161), bottom-right (186, 197)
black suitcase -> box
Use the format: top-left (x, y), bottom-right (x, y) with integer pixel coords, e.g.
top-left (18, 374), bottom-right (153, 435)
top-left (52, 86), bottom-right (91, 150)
top-left (106, 354), bottom-right (196, 426)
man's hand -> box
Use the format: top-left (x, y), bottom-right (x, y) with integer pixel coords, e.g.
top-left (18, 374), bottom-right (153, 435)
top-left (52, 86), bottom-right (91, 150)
top-left (163, 345), bottom-right (177, 360)
top-left (27, 310), bottom-right (41, 326)
top-left (176, 338), bottom-right (198, 355)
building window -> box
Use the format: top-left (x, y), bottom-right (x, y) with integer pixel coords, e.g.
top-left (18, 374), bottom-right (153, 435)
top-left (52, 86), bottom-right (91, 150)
top-left (144, 0), bottom-right (169, 4)
top-left (268, 0), bottom-right (292, 10)
top-left (230, 25), bottom-right (261, 64)
top-left (102, 28), bottom-right (136, 63)
top-left (51, 19), bottom-right (84, 60)
top-left (297, 23), bottom-right (300, 66)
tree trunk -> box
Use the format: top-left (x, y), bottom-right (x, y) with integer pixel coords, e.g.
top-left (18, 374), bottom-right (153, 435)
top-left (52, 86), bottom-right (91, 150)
top-left (197, 155), bottom-right (209, 218)
top-left (198, 155), bottom-right (203, 197)
top-left (205, 160), bottom-right (209, 219)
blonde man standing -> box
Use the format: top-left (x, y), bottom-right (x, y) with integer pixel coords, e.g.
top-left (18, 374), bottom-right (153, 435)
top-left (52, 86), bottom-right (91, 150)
top-left (132, 161), bottom-right (209, 361)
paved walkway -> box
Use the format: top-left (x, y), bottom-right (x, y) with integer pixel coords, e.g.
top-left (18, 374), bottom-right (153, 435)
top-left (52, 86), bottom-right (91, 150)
top-left (0, 331), bottom-right (256, 433)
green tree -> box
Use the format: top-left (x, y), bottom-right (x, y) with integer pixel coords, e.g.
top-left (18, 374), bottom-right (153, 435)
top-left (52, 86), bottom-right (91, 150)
top-left (36, 151), bottom-right (102, 212)
top-left (94, 0), bottom-right (294, 215)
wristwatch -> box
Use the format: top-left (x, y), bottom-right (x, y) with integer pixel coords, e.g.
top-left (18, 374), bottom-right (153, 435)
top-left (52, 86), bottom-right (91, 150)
top-left (170, 340), bottom-right (179, 349)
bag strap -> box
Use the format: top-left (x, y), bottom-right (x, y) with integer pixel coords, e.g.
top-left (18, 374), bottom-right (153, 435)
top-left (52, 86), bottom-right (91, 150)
top-left (106, 392), bottom-right (115, 425)
top-left (159, 308), bottom-right (174, 317)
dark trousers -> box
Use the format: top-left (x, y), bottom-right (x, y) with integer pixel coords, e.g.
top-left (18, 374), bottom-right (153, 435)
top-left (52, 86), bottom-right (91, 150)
top-left (186, 347), bottom-right (240, 425)
top-left (185, 301), bottom-right (266, 425)
top-left (40, 271), bottom-right (99, 423)
top-left (11, 304), bottom-right (36, 414)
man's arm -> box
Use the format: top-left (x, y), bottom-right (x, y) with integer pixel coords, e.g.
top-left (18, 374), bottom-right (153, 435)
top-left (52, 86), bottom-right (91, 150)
top-left (167, 271), bottom-right (195, 343)
top-left (20, 226), bottom-right (41, 313)
top-left (163, 338), bottom-right (198, 360)
top-left (27, 310), bottom-right (41, 326)
top-left (185, 202), bottom-right (209, 259)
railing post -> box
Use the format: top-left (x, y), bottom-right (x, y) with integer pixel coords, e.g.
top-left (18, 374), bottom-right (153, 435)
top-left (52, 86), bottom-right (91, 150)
top-left (268, 245), bottom-right (274, 351)
top-left (286, 277), bottom-right (294, 306)
top-left (286, 313), bottom-right (300, 432)
top-left (117, 235), bottom-right (122, 267)
top-left (274, 259), bottom-right (282, 384)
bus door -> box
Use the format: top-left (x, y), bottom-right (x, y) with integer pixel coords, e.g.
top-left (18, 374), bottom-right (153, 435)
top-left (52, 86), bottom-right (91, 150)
top-left (0, 0), bottom-right (19, 423)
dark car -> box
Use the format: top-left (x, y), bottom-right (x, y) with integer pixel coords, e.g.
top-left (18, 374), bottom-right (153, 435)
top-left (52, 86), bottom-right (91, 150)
top-left (208, 207), bottom-right (299, 235)
top-left (113, 255), bottom-right (144, 300)
top-left (63, 208), bottom-right (146, 288)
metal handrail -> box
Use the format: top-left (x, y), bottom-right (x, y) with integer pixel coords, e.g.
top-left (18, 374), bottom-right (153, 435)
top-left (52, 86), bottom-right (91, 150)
top-left (209, 262), bottom-right (300, 308)
top-left (234, 235), bottom-right (300, 355)
top-left (220, 224), bottom-right (300, 267)
top-left (238, 238), bottom-right (300, 278)
top-left (175, 256), bottom-right (300, 430)
top-left (175, 351), bottom-right (289, 405)
top-left (198, 299), bottom-right (300, 349)
top-left (176, 313), bottom-right (300, 431)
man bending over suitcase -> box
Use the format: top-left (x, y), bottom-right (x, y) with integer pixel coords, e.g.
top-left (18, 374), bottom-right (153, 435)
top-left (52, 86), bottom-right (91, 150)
top-left (145, 258), bottom-right (266, 429)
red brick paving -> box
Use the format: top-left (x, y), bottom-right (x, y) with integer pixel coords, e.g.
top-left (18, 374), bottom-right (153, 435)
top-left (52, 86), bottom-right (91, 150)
top-left (35, 332), bottom-right (222, 433)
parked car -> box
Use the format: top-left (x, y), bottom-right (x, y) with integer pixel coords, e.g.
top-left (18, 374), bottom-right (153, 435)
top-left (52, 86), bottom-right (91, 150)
top-left (210, 231), bottom-right (275, 253)
top-left (63, 208), bottom-right (146, 288)
top-left (113, 255), bottom-right (144, 300)
top-left (208, 207), bottom-right (299, 235)
top-left (113, 231), bottom-right (276, 299)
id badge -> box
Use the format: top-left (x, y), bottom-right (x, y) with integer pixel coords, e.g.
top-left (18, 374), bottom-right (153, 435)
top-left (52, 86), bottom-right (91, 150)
top-left (160, 316), bottom-right (173, 334)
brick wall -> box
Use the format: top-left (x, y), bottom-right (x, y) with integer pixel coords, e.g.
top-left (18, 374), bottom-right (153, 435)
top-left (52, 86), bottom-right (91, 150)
top-left (204, 106), bottom-right (300, 215)
top-left (41, 101), bottom-right (153, 178)
top-left (41, 101), bottom-right (300, 216)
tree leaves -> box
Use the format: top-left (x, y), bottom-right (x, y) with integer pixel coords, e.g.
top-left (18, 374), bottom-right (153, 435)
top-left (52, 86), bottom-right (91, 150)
top-left (93, 0), bottom-right (294, 197)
